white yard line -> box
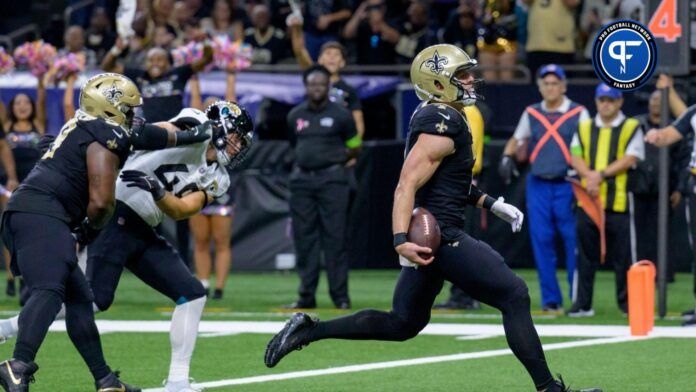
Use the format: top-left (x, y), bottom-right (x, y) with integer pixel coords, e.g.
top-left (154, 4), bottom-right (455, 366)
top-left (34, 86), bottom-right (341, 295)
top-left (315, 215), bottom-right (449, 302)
top-left (43, 320), bottom-right (696, 338)
top-left (143, 336), bottom-right (645, 391)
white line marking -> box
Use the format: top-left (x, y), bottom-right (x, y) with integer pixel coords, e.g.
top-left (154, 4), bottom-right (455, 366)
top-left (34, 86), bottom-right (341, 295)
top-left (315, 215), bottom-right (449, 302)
top-left (143, 336), bottom-right (645, 391)
top-left (455, 334), bottom-right (500, 341)
top-left (41, 320), bottom-right (696, 338)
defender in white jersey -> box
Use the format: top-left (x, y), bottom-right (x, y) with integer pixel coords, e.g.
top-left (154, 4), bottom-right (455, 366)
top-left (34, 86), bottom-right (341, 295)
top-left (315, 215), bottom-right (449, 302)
top-left (0, 102), bottom-right (253, 392)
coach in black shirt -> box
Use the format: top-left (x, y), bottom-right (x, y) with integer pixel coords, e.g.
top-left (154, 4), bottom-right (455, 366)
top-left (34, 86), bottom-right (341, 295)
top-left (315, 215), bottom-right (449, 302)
top-left (285, 65), bottom-right (360, 310)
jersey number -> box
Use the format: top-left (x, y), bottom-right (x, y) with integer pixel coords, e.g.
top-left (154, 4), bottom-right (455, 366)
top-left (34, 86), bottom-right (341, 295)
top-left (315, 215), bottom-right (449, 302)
top-left (42, 119), bottom-right (77, 159)
top-left (154, 164), bottom-right (199, 197)
top-left (648, 0), bottom-right (682, 43)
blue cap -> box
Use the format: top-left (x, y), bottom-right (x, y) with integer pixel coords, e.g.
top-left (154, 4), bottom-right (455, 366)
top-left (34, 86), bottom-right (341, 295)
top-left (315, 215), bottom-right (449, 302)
top-left (537, 64), bottom-right (566, 81)
top-left (595, 83), bottom-right (623, 100)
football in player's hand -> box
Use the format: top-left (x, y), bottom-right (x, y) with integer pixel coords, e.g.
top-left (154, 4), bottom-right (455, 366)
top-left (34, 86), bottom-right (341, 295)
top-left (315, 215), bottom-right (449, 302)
top-left (408, 207), bottom-right (441, 257)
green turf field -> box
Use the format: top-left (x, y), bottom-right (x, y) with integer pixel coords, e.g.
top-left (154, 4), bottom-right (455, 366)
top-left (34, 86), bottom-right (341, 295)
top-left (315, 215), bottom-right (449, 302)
top-left (0, 269), bottom-right (693, 391)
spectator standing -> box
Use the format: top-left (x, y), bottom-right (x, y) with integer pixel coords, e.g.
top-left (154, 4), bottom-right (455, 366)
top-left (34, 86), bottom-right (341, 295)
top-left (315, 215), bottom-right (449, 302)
top-left (379, 1), bottom-right (437, 64)
top-left (201, 0), bottom-right (249, 41)
top-left (302, 0), bottom-right (352, 60)
top-left (568, 83), bottom-right (644, 317)
top-left (343, 0), bottom-right (398, 65)
top-left (477, 0), bottom-right (518, 81)
top-left (523, 0), bottom-right (579, 78)
top-left (284, 65), bottom-right (361, 309)
top-left (245, 4), bottom-right (292, 64)
top-left (85, 8), bottom-right (116, 64)
top-left (499, 65), bottom-right (589, 312)
top-left (59, 26), bottom-right (99, 70)
top-left (440, 3), bottom-right (478, 58)
top-left (288, 15), bottom-right (365, 141)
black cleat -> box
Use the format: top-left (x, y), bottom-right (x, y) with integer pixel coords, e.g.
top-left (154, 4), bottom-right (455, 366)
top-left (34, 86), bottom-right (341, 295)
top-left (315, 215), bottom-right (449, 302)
top-left (0, 359), bottom-right (37, 392)
top-left (264, 312), bottom-right (317, 368)
top-left (95, 371), bottom-right (141, 392)
top-left (212, 289), bottom-right (223, 300)
top-left (547, 375), bottom-right (602, 392)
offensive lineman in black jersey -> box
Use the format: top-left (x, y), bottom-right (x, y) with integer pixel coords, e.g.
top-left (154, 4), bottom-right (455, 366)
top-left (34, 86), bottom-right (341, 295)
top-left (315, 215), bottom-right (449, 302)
top-left (264, 45), bottom-right (601, 392)
top-left (0, 73), bottom-right (211, 392)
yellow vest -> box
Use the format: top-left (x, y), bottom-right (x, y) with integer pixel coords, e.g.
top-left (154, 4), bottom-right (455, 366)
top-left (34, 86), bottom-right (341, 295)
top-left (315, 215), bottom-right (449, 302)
top-left (463, 105), bottom-right (484, 175)
top-left (526, 0), bottom-right (576, 53)
top-left (578, 117), bottom-right (640, 213)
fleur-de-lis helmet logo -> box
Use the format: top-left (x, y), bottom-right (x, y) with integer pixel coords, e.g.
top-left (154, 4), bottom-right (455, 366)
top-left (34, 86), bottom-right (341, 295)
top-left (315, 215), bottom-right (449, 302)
top-left (423, 50), bottom-right (448, 74)
top-left (103, 82), bottom-right (124, 105)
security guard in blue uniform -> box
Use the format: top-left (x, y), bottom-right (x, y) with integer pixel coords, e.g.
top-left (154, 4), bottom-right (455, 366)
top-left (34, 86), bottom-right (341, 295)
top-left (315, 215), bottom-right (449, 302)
top-left (284, 65), bottom-right (361, 310)
top-left (499, 65), bottom-right (589, 312)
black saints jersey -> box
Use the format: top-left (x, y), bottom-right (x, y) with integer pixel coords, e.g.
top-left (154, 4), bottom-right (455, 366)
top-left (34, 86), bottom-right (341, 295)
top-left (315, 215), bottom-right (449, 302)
top-left (6, 111), bottom-right (132, 226)
top-left (406, 102), bottom-right (483, 237)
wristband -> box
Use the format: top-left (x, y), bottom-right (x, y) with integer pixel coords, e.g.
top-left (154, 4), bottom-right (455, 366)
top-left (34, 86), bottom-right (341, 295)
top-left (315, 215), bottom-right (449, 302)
top-left (482, 195), bottom-right (497, 210)
top-left (393, 232), bottom-right (408, 248)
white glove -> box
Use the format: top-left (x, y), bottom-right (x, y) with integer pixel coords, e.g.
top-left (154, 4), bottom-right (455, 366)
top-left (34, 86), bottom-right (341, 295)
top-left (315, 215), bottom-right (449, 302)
top-left (491, 197), bottom-right (524, 232)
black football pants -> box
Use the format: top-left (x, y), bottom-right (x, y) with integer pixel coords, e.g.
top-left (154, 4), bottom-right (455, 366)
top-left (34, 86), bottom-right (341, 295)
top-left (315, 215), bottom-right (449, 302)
top-left (87, 201), bottom-right (206, 311)
top-left (306, 232), bottom-right (555, 390)
top-left (574, 209), bottom-right (632, 312)
top-left (686, 191), bottom-right (696, 300)
top-left (290, 166), bottom-right (350, 306)
top-left (1, 212), bottom-right (110, 380)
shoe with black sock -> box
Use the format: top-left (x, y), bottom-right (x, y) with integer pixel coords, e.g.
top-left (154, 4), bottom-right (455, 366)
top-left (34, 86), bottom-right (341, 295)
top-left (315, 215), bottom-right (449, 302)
top-left (95, 371), bottom-right (141, 392)
top-left (5, 280), bottom-right (15, 298)
top-left (544, 374), bottom-right (602, 392)
top-left (0, 359), bottom-right (38, 392)
top-left (212, 289), bottom-right (223, 300)
top-left (264, 312), bottom-right (317, 368)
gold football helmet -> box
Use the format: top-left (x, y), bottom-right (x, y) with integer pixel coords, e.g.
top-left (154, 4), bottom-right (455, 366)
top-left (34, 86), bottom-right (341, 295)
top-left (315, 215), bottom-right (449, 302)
top-left (79, 73), bottom-right (143, 129)
top-left (410, 44), bottom-right (480, 105)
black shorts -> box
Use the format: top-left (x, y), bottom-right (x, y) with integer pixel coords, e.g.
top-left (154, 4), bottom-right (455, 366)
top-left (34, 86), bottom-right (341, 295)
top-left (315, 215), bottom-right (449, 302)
top-left (87, 201), bottom-right (205, 310)
top-left (1, 211), bottom-right (92, 303)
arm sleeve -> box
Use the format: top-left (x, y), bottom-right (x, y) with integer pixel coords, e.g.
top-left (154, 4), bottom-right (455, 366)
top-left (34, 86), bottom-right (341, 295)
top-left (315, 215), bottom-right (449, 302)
top-left (465, 183), bottom-right (485, 206)
top-left (131, 124), bottom-right (170, 150)
top-left (625, 127), bottom-right (645, 160)
top-left (671, 106), bottom-right (696, 136)
top-left (512, 111), bottom-right (531, 141)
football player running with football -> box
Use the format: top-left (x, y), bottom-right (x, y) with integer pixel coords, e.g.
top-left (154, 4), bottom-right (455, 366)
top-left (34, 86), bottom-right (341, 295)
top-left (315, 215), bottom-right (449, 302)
top-left (264, 45), bottom-right (601, 392)
top-left (0, 73), bottom-right (213, 392)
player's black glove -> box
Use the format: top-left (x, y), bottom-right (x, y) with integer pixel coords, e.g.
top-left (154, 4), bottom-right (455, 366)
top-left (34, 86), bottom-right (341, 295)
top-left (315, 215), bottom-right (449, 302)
top-left (174, 120), bottom-right (213, 146)
top-left (72, 217), bottom-right (100, 245)
top-left (36, 134), bottom-right (56, 154)
top-left (120, 170), bottom-right (166, 201)
top-left (498, 155), bottom-right (519, 185)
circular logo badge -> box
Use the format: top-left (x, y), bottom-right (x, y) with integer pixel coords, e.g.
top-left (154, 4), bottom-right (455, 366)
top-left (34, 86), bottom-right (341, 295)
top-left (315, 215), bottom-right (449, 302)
top-left (592, 20), bottom-right (657, 91)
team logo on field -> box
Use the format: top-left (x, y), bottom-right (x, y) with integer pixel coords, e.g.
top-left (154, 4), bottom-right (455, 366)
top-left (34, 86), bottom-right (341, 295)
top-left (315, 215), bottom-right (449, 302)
top-left (102, 82), bottom-right (124, 104)
top-left (592, 20), bottom-right (657, 91)
top-left (424, 50), bottom-right (448, 74)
